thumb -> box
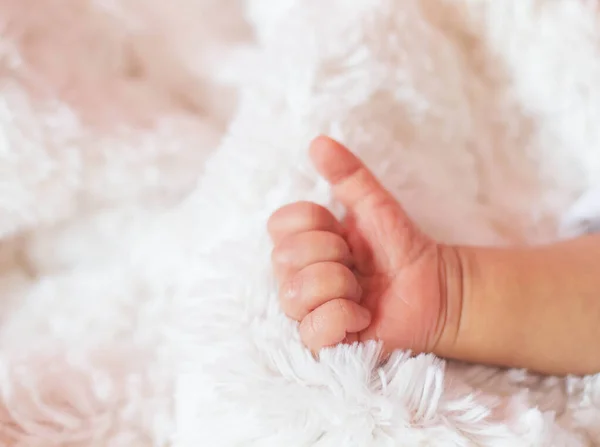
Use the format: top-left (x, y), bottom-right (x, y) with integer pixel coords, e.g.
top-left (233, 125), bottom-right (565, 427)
top-left (309, 136), bottom-right (394, 212)
top-left (310, 136), bottom-right (421, 273)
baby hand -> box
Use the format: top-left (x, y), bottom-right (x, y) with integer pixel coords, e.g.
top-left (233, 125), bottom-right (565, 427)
top-left (268, 137), bottom-right (457, 356)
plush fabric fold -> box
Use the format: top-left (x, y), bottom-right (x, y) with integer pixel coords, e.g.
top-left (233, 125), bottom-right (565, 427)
top-left (0, 1), bottom-right (599, 445)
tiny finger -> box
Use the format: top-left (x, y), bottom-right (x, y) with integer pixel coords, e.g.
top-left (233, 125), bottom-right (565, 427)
top-left (271, 231), bottom-right (353, 280)
top-left (299, 299), bottom-right (371, 353)
top-left (267, 202), bottom-right (342, 243)
top-left (280, 262), bottom-right (362, 321)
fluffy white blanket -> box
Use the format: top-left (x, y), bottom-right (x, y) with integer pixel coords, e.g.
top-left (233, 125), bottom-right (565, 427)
top-left (1, 1), bottom-right (600, 446)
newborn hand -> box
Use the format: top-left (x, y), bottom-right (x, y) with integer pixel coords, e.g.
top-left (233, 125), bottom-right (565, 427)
top-left (268, 137), bottom-right (457, 356)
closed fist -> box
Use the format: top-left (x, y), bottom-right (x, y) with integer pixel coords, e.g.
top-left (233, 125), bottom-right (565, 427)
top-left (268, 137), bottom-right (456, 357)
top-left (269, 201), bottom-right (372, 347)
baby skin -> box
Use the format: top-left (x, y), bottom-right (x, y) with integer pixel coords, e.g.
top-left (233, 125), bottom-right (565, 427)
top-left (268, 136), bottom-right (600, 377)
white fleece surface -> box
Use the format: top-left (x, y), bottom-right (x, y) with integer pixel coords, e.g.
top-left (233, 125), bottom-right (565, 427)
top-left (1, 1), bottom-right (600, 446)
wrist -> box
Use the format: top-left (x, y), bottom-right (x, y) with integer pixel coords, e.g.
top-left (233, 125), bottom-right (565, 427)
top-left (432, 244), bottom-right (527, 369)
top-left (432, 243), bottom-right (468, 359)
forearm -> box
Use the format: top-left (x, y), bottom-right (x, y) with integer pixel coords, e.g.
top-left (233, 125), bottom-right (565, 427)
top-left (438, 235), bottom-right (600, 376)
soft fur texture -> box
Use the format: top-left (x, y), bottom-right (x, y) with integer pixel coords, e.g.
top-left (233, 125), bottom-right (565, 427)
top-left (1, 1), bottom-right (600, 446)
